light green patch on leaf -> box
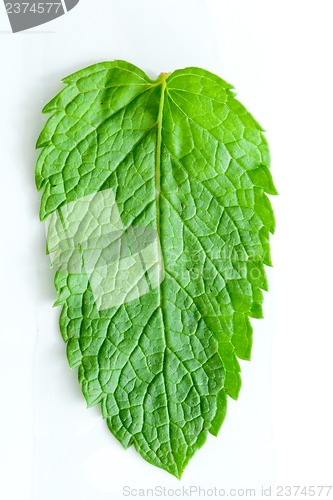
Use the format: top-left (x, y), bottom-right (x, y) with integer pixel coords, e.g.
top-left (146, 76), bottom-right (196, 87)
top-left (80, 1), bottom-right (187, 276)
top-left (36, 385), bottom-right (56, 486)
top-left (36, 60), bottom-right (276, 478)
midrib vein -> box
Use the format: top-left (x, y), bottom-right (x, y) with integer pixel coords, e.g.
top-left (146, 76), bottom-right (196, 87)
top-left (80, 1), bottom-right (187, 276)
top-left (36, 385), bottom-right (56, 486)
top-left (155, 77), bottom-right (166, 311)
top-left (155, 76), bottom-right (167, 259)
top-left (155, 76), bottom-right (167, 311)
top-left (155, 76), bottom-right (177, 471)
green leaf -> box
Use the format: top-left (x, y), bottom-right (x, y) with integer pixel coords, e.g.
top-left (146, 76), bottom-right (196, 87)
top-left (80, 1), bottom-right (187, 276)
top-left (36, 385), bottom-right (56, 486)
top-left (36, 60), bottom-right (276, 478)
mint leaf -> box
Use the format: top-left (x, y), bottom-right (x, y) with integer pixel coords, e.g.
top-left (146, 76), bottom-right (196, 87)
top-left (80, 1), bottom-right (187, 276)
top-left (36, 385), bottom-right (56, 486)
top-left (36, 61), bottom-right (276, 478)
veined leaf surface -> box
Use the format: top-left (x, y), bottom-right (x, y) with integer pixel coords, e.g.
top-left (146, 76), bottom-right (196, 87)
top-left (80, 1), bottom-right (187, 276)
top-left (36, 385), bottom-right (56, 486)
top-left (36, 61), bottom-right (276, 478)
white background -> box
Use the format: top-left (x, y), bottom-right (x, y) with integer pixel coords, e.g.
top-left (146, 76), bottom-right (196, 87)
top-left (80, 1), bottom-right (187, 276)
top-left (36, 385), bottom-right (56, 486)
top-left (0, 1), bottom-right (333, 499)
